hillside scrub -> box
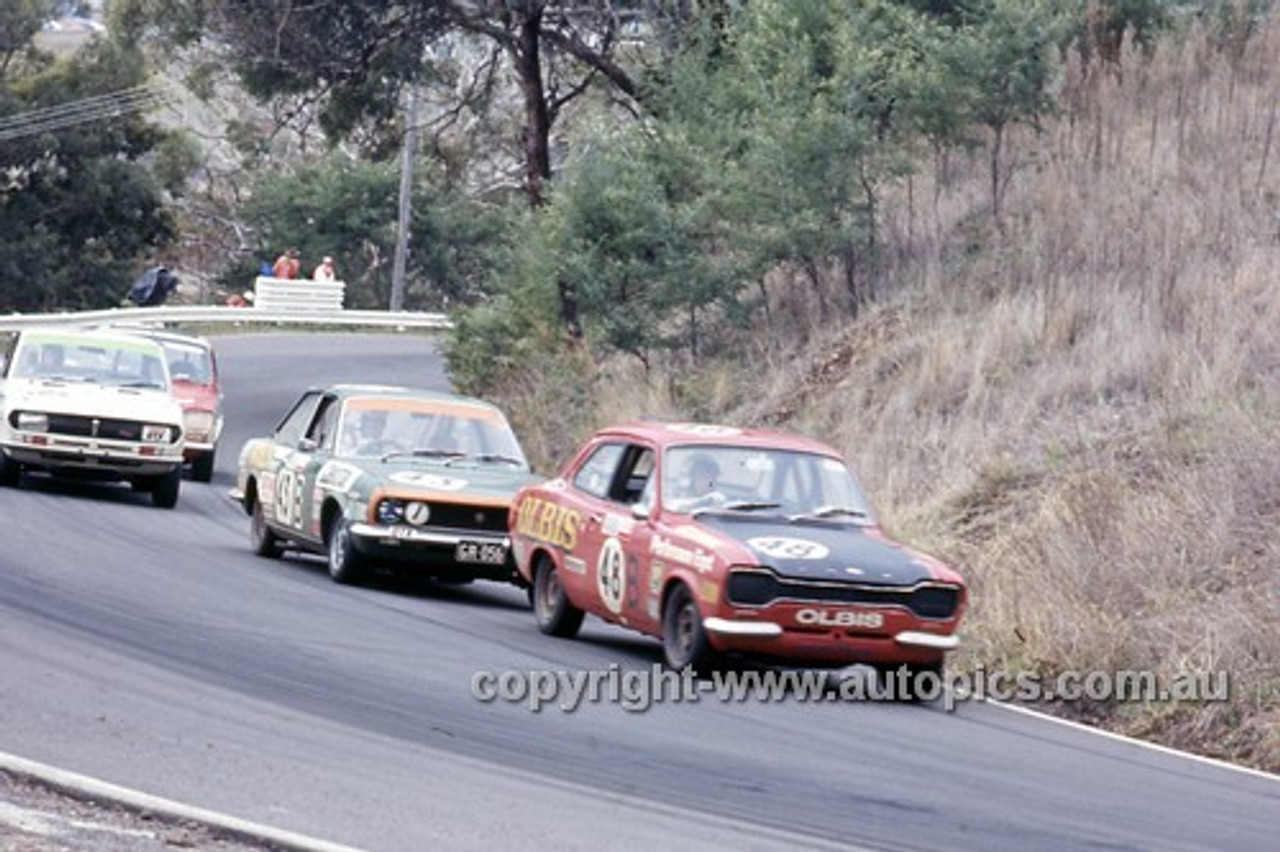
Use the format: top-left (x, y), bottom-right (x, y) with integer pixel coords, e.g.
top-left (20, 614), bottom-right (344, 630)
top-left (498, 17), bottom-right (1278, 771)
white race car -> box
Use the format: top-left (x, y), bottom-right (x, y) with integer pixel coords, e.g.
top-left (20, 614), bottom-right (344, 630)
top-left (0, 327), bottom-right (187, 508)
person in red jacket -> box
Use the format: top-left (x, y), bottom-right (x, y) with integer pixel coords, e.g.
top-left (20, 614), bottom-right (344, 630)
top-left (272, 248), bottom-right (300, 279)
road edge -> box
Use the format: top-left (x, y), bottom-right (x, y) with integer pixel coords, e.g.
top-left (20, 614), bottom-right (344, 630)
top-left (979, 698), bottom-right (1279, 782)
top-left (0, 750), bottom-right (365, 852)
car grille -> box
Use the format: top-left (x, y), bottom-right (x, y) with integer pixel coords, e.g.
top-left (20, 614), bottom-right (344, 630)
top-left (425, 503), bottom-right (509, 533)
top-left (726, 570), bottom-right (962, 620)
top-left (13, 413), bottom-right (175, 443)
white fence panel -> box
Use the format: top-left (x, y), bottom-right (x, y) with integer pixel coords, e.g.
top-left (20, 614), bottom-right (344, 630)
top-left (253, 276), bottom-right (345, 311)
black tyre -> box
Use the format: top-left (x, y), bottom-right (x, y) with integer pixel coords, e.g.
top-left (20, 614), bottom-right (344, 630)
top-left (0, 453), bottom-right (20, 487)
top-left (662, 583), bottom-right (718, 673)
top-left (191, 448), bottom-right (216, 483)
top-left (326, 516), bottom-right (367, 585)
top-left (532, 556), bottom-right (584, 638)
top-left (151, 468), bottom-right (181, 509)
top-left (249, 498), bottom-right (283, 559)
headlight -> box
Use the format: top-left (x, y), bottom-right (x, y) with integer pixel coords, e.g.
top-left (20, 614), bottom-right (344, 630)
top-left (15, 412), bottom-right (49, 432)
top-left (404, 501), bottom-right (430, 526)
top-left (183, 410), bottom-right (215, 439)
top-left (377, 499), bottom-right (405, 525)
top-left (142, 424), bottom-right (175, 444)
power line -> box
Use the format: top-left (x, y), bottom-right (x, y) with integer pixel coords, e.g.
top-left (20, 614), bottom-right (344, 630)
top-left (0, 86), bottom-right (165, 142)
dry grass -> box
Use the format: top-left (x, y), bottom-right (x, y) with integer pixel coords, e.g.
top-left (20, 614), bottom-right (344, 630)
top-left (502, 18), bottom-right (1280, 771)
top-left (786, 19), bottom-right (1280, 771)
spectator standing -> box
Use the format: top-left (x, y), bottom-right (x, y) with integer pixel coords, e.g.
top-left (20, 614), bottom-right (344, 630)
top-left (313, 256), bottom-right (337, 282)
top-left (272, 248), bottom-right (301, 279)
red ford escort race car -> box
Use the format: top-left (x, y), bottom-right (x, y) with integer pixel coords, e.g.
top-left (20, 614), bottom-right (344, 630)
top-left (509, 422), bottom-right (966, 677)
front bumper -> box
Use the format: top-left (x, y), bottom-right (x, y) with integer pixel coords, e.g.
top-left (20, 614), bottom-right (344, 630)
top-left (183, 440), bottom-right (216, 461)
top-left (701, 608), bottom-right (961, 667)
top-left (347, 523), bottom-right (518, 582)
top-left (2, 435), bottom-right (183, 478)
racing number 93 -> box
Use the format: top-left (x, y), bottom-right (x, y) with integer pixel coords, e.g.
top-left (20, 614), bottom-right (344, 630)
top-left (274, 468), bottom-right (304, 528)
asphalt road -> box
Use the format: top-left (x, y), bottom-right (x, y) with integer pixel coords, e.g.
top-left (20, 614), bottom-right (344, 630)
top-left (0, 332), bottom-right (1275, 851)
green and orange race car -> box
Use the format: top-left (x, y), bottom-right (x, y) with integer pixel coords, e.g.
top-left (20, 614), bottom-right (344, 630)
top-left (232, 384), bottom-right (541, 586)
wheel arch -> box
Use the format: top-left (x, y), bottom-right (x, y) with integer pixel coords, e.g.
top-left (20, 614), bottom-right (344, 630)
top-left (242, 476), bottom-right (259, 515)
top-left (320, 496), bottom-right (345, 543)
top-left (660, 571), bottom-right (705, 616)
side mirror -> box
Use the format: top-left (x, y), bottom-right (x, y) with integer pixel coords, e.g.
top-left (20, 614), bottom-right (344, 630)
top-left (632, 503), bottom-right (651, 521)
top-left (297, 437), bottom-right (318, 452)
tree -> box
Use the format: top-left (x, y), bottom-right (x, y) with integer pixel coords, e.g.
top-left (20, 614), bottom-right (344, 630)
top-left (236, 155), bottom-right (512, 310)
top-left (117, 0), bottom-right (665, 333)
top-left (0, 10), bottom-right (177, 312)
top-left (948, 0), bottom-right (1073, 223)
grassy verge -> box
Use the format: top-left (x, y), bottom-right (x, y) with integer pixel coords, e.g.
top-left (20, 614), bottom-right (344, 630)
top-left (501, 19), bottom-right (1279, 772)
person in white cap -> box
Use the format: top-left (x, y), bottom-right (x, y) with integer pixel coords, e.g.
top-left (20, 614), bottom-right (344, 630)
top-left (313, 256), bottom-right (337, 282)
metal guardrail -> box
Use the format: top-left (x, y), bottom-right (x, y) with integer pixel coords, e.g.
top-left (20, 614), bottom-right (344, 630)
top-left (0, 305), bottom-right (453, 331)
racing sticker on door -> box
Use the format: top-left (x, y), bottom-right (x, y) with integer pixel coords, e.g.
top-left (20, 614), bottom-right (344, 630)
top-left (597, 537), bottom-right (626, 614)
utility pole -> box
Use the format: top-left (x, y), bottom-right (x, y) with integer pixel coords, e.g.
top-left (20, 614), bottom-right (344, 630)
top-left (390, 85), bottom-right (418, 312)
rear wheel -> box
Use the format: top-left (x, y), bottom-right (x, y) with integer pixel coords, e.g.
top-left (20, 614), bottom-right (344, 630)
top-left (191, 448), bottom-right (216, 483)
top-left (532, 556), bottom-right (584, 638)
top-left (249, 498), bottom-right (282, 558)
top-left (327, 516), bottom-right (367, 585)
top-left (0, 453), bottom-right (20, 487)
top-left (662, 583), bottom-right (717, 673)
top-left (151, 468), bottom-right (181, 509)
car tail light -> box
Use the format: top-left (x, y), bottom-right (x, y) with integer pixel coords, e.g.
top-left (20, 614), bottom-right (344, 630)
top-left (183, 410), bottom-right (215, 440)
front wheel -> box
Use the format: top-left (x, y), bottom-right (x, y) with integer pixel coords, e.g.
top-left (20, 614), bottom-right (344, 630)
top-left (151, 468), bottom-right (181, 509)
top-left (327, 517), bottom-right (367, 585)
top-left (249, 498), bottom-right (282, 559)
top-left (662, 583), bottom-right (718, 673)
top-left (533, 556), bottom-right (584, 638)
top-left (876, 660), bottom-right (945, 703)
top-left (0, 453), bottom-right (20, 487)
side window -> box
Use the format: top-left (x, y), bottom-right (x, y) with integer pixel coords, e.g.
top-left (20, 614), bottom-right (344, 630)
top-left (0, 332), bottom-right (16, 376)
top-left (573, 443), bottom-right (625, 499)
top-left (306, 396), bottom-right (340, 450)
top-left (610, 446), bottom-right (656, 505)
top-left (275, 391), bottom-right (324, 447)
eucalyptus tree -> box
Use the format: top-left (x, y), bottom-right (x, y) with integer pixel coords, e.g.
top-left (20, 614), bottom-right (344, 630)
top-left (0, 2), bottom-right (178, 312)
top-left (112, 0), bottom-right (679, 330)
top-left (234, 155), bottom-right (513, 310)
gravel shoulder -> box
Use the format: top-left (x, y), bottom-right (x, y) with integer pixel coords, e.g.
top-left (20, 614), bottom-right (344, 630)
top-left (0, 771), bottom-right (284, 852)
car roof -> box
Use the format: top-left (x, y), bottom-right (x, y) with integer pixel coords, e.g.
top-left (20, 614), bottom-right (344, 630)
top-left (593, 420), bottom-right (842, 456)
top-left (16, 326), bottom-right (168, 352)
top-left (325, 384), bottom-right (507, 413)
top-left (107, 325), bottom-right (213, 349)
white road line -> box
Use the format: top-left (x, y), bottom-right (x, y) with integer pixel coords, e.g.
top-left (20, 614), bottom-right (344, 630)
top-left (980, 698), bottom-right (1279, 782)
